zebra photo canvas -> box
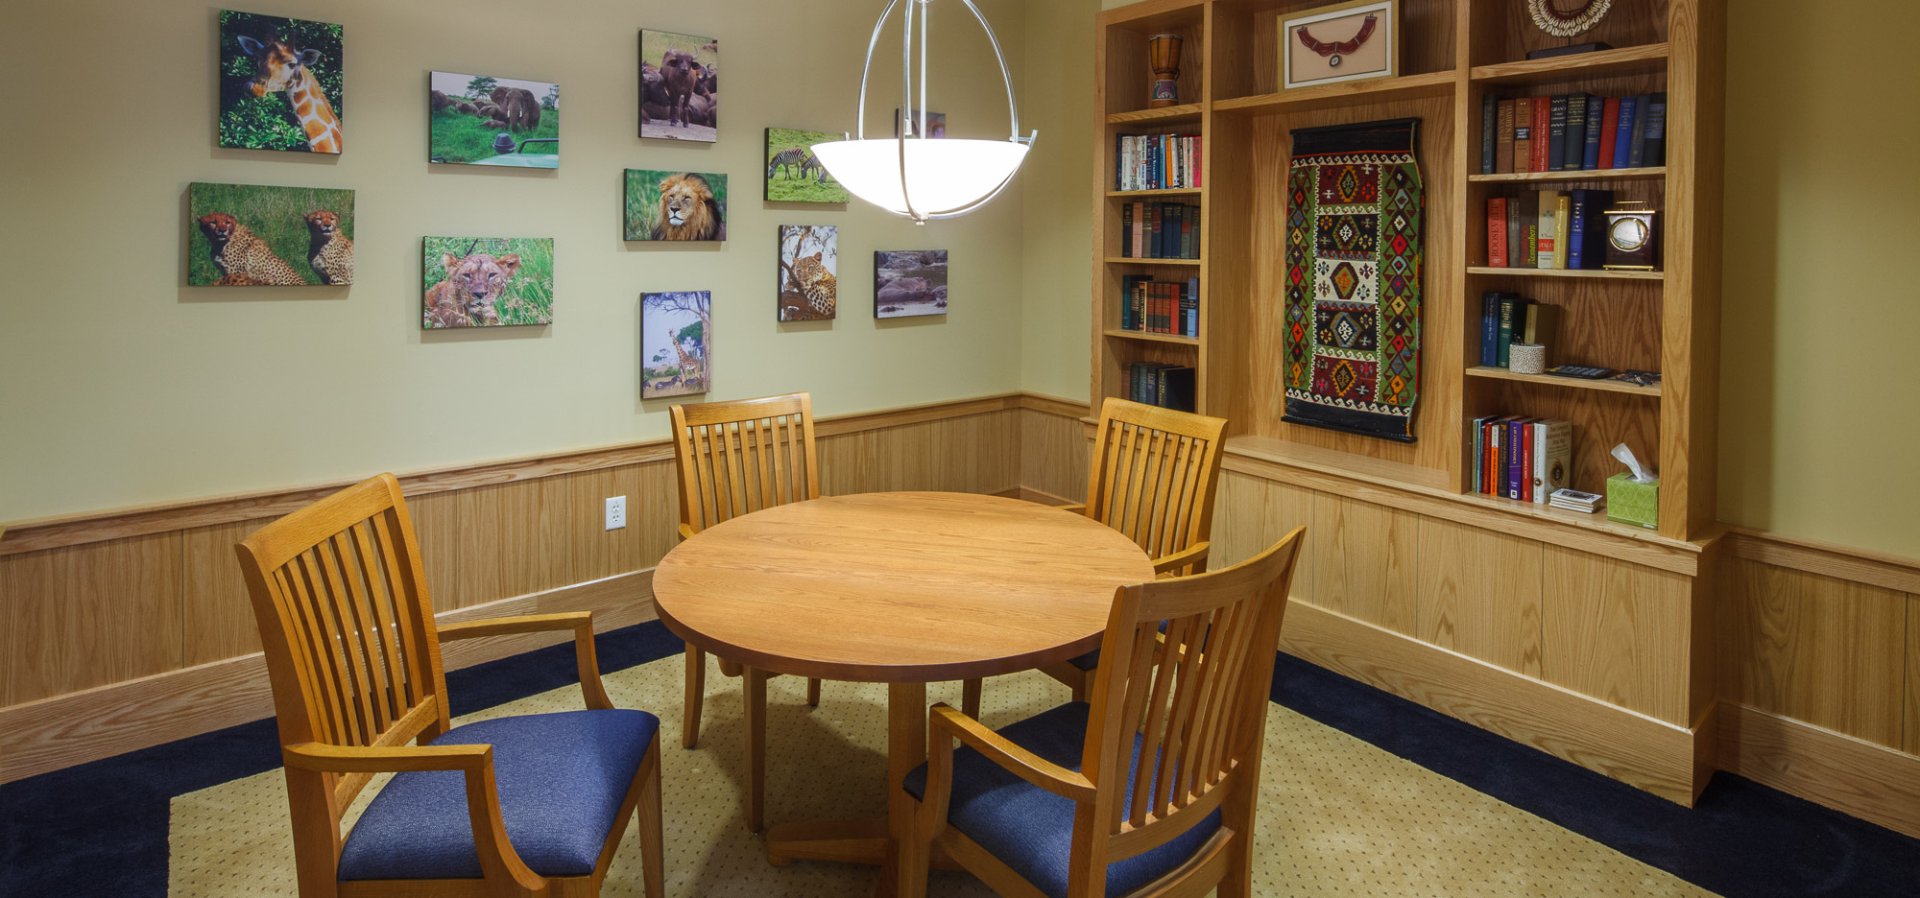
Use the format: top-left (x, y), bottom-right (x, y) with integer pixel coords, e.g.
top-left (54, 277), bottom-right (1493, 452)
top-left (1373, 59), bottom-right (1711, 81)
top-left (218, 10), bottom-right (343, 154)
top-left (639, 30), bottom-right (717, 142)
top-left (421, 237), bottom-right (555, 328)
top-left (642, 292), bottom-right (711, 398)
top-left (764, 128), bottom-right (849, 203)
top-left (874, 250), bottom-right (949, 319)
top-left (429, 72), bottom-right (559, 168)
top-left (778, 226), bottom-right (838, 322)
top-left (187, 182), bottom-right (354, 287)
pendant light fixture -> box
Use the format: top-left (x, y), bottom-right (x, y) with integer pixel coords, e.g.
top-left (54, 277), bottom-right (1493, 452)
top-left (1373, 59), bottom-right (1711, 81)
top-left (812, 0), bottom-right (1037, 224)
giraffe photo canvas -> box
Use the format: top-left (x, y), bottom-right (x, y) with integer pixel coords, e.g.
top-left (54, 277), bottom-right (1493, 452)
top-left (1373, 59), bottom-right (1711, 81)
top-left (429, 72), bottom-right (559, 168)
top-left (421, 237), bottom-right (555, 328)
top-left (639, 30), bottom-right (717, 142)
top-left (642, 292), bottom-right (710, 398)
top-left (187, 182), bottom-right (354, 287)
top-left (218, 10), bottom-right (343, 154)
top-left (777, 225), bottom-right (838, 322)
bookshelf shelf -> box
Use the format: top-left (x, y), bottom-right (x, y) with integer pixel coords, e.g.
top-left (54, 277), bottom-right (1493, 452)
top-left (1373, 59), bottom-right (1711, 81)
top-left (1469, 42), bottom-right (1671, 86)
top-left (1213, 70), bottom-right (1456, 116)
top-left (1105, 256), bottom-right (1200, 266)
top-left (1465, 365), bottom-right (1661, 397)
top-left (1467, 266), bottom-right (1664, 281)
top-left (1104, 329), bottom-right (1201, 347)
top-left (1107, 103), bottom-right (1203, 125)
top-left (1106, 187), bottom-right (1203, 198)
top-left (1469, 166), bottom-right (1666, 184)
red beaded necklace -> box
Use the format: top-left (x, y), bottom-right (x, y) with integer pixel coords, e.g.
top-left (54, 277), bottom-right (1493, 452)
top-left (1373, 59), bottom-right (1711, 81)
top-left (1296, 14), bottom-right (1378, 68)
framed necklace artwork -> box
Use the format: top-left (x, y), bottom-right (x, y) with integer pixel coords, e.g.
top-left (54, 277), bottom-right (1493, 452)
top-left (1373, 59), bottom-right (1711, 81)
top-left (1281, 0), bottom-right (1397, 91)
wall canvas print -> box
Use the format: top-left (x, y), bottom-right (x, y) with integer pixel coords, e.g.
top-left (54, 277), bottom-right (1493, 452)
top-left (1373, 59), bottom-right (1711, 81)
top-left (894, 109), bottom-right (947, 138)
top-left (430, 72), bottom-right (559, 168)
top-left (639, 30), bottom-right (717, 142)
top-left (765, 128), bottom-right (850, 204)
top-left (218, 10), bottom-right (344, 154)
top-left (421, 237), bottom-right (555, 328)
top-left (188, 182), bottom-right (354, 286)
top-left (624, 170), bottom-right (727, 242)
top-left (778, 225), bottom-right (838, 322)
top-left (642, 292), bottom-right (711, 398)
top-left (1281, 0), bottom-right (1397, 91)
top-left (874, 250), bottom-right (949, 319)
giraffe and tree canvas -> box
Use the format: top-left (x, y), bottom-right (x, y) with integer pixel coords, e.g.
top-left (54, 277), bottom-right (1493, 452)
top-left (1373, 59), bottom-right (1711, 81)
top-left (218, 10), bottom-right (343, 154)
top-left (642, 292), bottom-right (710, 399)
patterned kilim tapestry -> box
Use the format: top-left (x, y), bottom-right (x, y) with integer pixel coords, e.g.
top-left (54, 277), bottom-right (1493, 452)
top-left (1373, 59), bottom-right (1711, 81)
top-left (1282, 118), bottom-right (1424, 442)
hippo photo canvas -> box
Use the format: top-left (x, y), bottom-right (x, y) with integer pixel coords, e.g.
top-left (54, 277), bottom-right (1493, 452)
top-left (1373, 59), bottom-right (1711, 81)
top-left (874, 250), bottom-right (949, 319)
top-left (639, 30), bottom-right (717, 142)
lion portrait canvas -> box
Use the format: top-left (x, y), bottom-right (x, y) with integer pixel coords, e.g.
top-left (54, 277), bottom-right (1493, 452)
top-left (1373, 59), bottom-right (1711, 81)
top-left (624, 169), bottom-right (727, 242)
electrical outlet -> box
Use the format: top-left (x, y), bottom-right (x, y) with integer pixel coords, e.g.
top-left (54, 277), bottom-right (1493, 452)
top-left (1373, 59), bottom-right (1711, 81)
top-left (604, 496), bottom-right (627, 531)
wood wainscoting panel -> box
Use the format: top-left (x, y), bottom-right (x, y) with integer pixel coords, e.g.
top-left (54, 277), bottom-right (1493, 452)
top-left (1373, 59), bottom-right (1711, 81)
top-left (1718, 703), bottom-right (1920, 840)
top-left (1907, 592), bottom-right (1918, 756)
top-left (1018, 406), bottom-right (1090, 504)
top-left (1719, 557), bottom-right (1906, 748)
top-left (453, 478), bottom-right (568, 609)
top-left (410, 490), bottom-right (462, 612)
top-left (1540, 546), bottom-right (1692, 725)
top-left (2, 532), bottom-right (183, 706)
top-left (1211, 471), bottom-right (1315, 596)
top-left (1416, 518), bottom-right (1544, 677)
top-left (1311, 493), bottom-right (1418, 636)
top-left (180, 519), bottom-right (272, 666)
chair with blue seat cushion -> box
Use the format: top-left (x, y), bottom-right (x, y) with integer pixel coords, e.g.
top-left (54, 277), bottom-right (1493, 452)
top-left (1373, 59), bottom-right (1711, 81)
top-left (903, 526), bottom-right (1306, 898)
top-left (236, 473), bottom-right (664, 898)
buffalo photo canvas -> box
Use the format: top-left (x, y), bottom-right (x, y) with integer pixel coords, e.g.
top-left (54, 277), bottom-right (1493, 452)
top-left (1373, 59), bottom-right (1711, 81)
top-left (421, 237), bottom-right (555, 328)
top-left (874, 250), bottom-right (949, 318)
top-left (430, 72), bottom-right (558, 168)
top-left (624, 170), bottom-right (727, 242)
top-left (764, 128), bottom-right (849, 204)
top-left (778, 225), bottom-right (838, 322)
top-left (642, 292), bottom-right (711, 398)
top-left (639, 30), bottom-right (716, 142)
top-left (218, 10), bottom-right (343, 154)
top-left (188, 182), bottom-right (354, 286)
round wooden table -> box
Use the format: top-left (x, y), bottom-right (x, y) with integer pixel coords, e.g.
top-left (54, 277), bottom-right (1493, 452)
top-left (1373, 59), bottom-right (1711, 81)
top-left (653, 491), bottom-right (1154, 897)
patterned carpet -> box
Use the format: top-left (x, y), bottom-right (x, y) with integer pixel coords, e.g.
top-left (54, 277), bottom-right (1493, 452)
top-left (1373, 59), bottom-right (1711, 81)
top-left (166, 656), bottom-right (1710, 897)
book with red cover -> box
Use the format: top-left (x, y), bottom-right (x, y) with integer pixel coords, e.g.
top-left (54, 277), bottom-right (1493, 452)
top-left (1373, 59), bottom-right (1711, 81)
top-left (1597, 97), bottom-right (1621, 170)
top-left (1530, 96), bottom-right (1552, 172)
top-left (1487, 198), bottom-right (1509, 267)
top-left (1496, 99), bottom-right (1516, 174)
top-left (1520, 422), bottom-right (1535, 501)
top-left (1513, 99), bottom-right (1534, 173)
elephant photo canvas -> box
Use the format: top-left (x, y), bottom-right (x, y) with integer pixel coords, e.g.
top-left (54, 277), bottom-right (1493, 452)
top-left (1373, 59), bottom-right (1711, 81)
top-left (429, 72), bottom-right (559, 168)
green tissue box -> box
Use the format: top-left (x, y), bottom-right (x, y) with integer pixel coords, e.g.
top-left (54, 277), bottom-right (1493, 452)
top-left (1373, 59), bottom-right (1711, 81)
top-left (1606, 473), bottom-right (1659, 529)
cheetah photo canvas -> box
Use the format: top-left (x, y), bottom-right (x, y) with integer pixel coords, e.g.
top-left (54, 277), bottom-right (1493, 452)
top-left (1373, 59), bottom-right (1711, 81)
top-left (421, 237), bottom-right (555, 329)
top-left (777, 225), bottom-right (838, 322)
top-left (218, 10), bottom-right (343, 154)
top-left (764, 128), bottom-right (849, 204)
top-left (639, 30), bottom-right (717, 143)
top-left (188, 182), bottom-right (355, 287)
top-left (624, 170), bottom-right (727, 242)
top-left (429, 72), bottom-right (559, 168)
top-left (642, 292), bottom-right (710, 399)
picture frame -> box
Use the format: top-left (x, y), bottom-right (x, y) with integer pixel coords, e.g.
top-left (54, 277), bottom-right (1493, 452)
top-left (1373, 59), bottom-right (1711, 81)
top-left (421, 237), bottom-right (555, 328)
top-left (638, 29), bottom-right (717, 142)
top-left (777, 225), bottom-right (838, 321)
top-left (764, 128), bottom-right (850, 204)
top-left (642, 292), bottom-right (711, 398)
top-left (429, 72), bottom-right (558, 168)
top-left (1280, 0), bottom-right (1396, 91)
top-left (217, 10), bottom-right (344, 154)
top-left (874, 250), bottom-right (948, 319)
top-left (624, 170), bottom-right (727, 242)
top-left (187, 182), bottom-right (354, 287)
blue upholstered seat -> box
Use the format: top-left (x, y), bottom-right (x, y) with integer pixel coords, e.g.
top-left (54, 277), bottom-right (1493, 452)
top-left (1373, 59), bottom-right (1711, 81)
top-left (338, 709), bottom-right (659, 881)
top-left (903, 702), bottom-right (1220, 898)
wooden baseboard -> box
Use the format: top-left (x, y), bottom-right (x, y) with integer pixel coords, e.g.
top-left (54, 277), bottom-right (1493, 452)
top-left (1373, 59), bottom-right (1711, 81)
top-left (0, 569), bottom-right (659, 784)
top-left (1279, 601), bottom-right (1706, 805)
top-left (1716, 703), bottom-right (1920, 840)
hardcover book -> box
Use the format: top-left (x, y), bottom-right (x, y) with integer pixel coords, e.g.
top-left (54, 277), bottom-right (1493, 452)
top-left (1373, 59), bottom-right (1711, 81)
top-left (1487, 197), bottom-right (1509, 267)
top-left (1531, 96), bottom-right (1552, 172)
top-left (1563, 94), bottom-right (1588, 170)
top-left (1513, 98), bottom-right (1534, 173)
top-left (1643, 92), bottom-right (1669, 166)
top-left (1547, 95), bottom-right (1570, 173)
top-left (1597, 97), bottom-right (1621, 170)
top-left (1496, 99), bottom-right (1516, 174)
top-left (1580, 93), bottom-right (1604, 170)
top-left (1613, 95), bottom-right (1639, 168)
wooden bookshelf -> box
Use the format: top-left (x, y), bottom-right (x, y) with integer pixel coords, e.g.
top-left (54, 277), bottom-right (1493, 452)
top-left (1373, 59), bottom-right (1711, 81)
top-left (1465, 365), bottom-right (1662, 397)
top-left (1469, 166), bottom-right (1666, 184)
top-left (1467, 266), bottom-right (1665, 280)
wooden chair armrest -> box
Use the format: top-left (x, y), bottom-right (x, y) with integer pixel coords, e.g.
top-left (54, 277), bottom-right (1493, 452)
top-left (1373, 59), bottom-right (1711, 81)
top-left (1151, 541), bottom-right (1210, 576)
top-left (439, 612), bottom-right (614, 710)
top-left (282, 743), bottom-right (541, 890)
top-left (928, 704), bottom-right (1095, 802)
top-left (676, 522), bottom-right (698, 541)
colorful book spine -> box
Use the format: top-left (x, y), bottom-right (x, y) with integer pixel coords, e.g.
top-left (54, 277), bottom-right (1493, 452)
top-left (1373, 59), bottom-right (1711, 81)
top-left (1520, 421), bottom-right (1536, 501)
top-left (1513, 98), bottom-right (1534, 173)
top-left (1627, 95), bottom-right (1650, 168)
top-left (1553, 193), bottom-right (1571, 270)
top-left (1580, 93), bottom-right (1604, 170)
top-left (1508, 203), bottom-right (1523, 268)
top-left (1531, 97), bottom-right (1552, 172)
top-left (1547, 95), bottom-right (1571, 172)
top-left (1496, 295), bottom-right (1518, 367)
top-left (1531, 420), bottom-right (1572, 503)
top-left (1613, 96), bottom-right (1639, 168)
top-left (1487, 198), bottom-right (1509, 268)
top-left (1536, 189), bottom-right (1560, 270)
top-left (1480, 292), bottom-right (1501, 366)
top-left (1481, 92), bottom-right (1498, 174)
top-left (1184, 277), bottom-right (1199, 337)
top-left (1562, 94), bottom-right (1587, 170)
top-left (1508, 417), bottom-right (1528, 500)
top-left (1597, 97), bottom-right (1621, 170)
top-left (1496, 99), bottom-right (1516, 174)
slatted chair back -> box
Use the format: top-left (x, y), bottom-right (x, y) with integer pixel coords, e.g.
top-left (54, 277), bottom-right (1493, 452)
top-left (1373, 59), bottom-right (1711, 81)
top-left (670, 392), bottom-right (821, 534)
top-left (1077, 526), bottom-right (1305, 883)
top-left (235, 473), bottom-right (451, 810)
top-left (1083, 398), bottom-right (1228, 576)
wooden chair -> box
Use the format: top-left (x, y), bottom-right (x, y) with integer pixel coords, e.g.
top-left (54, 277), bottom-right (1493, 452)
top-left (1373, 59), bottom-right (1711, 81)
top-left (963, 398), bottom-right (1228, 717)
top-left (669, 391), bottom-right (824, 832)
top-left (235, 474), bottom-right (663, 898)
top-left (902, 526), bottom-right (1305, 898)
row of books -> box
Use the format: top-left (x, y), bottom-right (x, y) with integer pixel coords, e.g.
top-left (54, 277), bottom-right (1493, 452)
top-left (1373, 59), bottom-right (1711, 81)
top-left (1114, 132), bottom-right (1202, 191)
top-left (1471, 416), bottom-right (1571, 503)
top-left (1485, 189), bottom-right (1616, 269)
top-left (1119, 201), bottom-right (1201, 259)
top-left (1478, 92), bottom-right (1668, 174)
top-left (1127, 363), bottom-right (1197, 412)
top-left (1478, 292), bottom-right (1560, 368)
top-left (1119, 275), bottom-right (1200, 337)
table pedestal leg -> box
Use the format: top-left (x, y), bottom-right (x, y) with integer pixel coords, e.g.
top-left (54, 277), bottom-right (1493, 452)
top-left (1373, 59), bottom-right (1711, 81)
top-left (744, 666), bottom-right (768, 833)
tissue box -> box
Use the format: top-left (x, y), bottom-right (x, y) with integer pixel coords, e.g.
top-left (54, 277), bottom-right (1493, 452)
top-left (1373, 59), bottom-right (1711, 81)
top-left (1605, 472), bottom-right (1659, 529)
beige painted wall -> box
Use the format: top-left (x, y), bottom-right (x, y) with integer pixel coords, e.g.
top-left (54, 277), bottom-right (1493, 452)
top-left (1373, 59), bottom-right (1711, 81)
top-left (1018, 0), bottom-right (1100, 402)
top-left (0, 0), bottom-right (1028, 522)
